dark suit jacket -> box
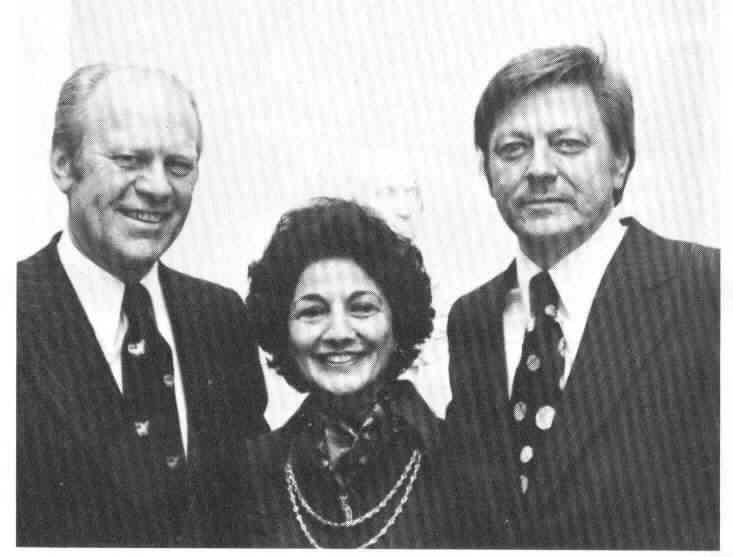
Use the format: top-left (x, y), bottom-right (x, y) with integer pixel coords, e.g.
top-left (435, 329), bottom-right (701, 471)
top-left (17, 234), bottom-right (269, 546)
top-left (445, 218), bottom-right (719, 549)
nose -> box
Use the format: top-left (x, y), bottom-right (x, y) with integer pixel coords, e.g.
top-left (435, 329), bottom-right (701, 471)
top-left (322, 308), bottom-right (356, 345)
top-left (526, 144), bottom-right (557, 190)
top-left (134, 158), bottom-right (172, 200)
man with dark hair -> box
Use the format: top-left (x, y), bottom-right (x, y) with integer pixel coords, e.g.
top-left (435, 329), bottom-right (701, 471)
top-left (446, 45), bottom-right (718, 549)
top-left (17, 64), bottom-right (269, 546)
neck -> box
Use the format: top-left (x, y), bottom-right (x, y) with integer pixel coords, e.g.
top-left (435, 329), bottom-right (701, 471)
top-left (520, 238), bottom-right (573, 269)
top-left (67, 229), bottom-right (155, 283)
top-left (519, 217), bottom-right (610, 269)
top-left (314, 381), bottom-right (385, 423)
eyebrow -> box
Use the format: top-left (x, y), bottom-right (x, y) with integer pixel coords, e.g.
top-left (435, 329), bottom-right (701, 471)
top-left (492, 130), bottom-right (532, 144)
top-left (349, 290), bottom-right (382, 302)
top-left (291, 290), bottom-right (382, 305)
top-left (548, 127), bottom-right (587, 137)
top-left (106, 144), bottom-right (197, 158)
top-left (493, 127), bottom-right (590, 144)
top-left (291, 294), bottom-right (325, 306)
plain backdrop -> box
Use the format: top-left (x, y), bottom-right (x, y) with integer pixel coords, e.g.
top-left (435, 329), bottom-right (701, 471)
top-left (14, 0), bottom-right (719, 430)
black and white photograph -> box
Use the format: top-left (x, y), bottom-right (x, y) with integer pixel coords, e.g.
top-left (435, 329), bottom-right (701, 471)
top-left (13, 0), bottom-right (723, 549)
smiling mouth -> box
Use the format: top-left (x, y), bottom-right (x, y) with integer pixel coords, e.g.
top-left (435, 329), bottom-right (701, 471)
top-left (119, 209), bottom-right (168, 224)
top-left (318, 352), bottom-right (364, 366)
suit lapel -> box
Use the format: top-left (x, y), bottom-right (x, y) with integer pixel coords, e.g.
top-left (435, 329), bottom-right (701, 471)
top-left (530, 219), bottom-right (680, 506)
top-left (469, 263), bottom-right (527, 512)
top-left (158, 264), bottom-right (221, 474)
top-left (23, 239), bottom-right (145, 496)
top-left (480, 263), bottom-right (514, 423)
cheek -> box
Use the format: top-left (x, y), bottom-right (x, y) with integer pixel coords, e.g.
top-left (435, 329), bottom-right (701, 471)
top-left (370, 321), bottom-right (395, 352)
top-left (489, 163), bottom-right (522, 194)
top-left (288, 322), bottom-right (314, 357)
top-left (173, 180), bottom-right (196, 204)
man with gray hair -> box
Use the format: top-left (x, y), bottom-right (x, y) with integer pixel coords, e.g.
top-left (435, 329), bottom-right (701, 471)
top-left (446, 45), bottom-right (718, 548)
top-left (17, 64), bottom-right (269, 546)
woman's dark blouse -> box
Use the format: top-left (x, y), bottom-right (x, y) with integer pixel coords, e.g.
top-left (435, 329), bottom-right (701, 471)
top-left (216, 380), bottom-right (459, 548)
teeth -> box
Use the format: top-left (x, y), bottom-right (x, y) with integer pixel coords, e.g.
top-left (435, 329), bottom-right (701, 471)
top-left (125, 210), bottom-right (164, 223)
top-left (323, 353), bottom-right (358, 364)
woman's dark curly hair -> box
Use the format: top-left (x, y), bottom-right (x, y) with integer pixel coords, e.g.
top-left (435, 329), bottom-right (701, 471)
top-left (246, 197), bottom-right (434, 392)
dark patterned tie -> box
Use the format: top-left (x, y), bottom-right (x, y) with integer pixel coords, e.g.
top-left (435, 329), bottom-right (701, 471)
top-left (509, 271), bottom-right (567, 496)
top-left (122, 283), bottom-right (188, 535)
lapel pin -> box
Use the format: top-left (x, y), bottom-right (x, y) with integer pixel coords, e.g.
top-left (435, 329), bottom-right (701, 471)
top-left (127, 339), bottom-right (146, 356)
top-left (558, 337), bottom-right (568, 357)
top-left (134, 420), bottom-right (150, 437)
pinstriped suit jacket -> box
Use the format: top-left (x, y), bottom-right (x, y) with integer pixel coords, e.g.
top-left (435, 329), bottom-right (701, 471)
top-left (445, 218), bottom-right (719, 549)
top-left (17, 234), bottom-right (269, 546)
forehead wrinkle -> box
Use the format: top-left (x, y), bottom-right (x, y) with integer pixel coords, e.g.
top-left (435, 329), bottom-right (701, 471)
top-left (496, 84), bottom-right (604, 139)
top-left (83, 71), bottom-right (199, 156)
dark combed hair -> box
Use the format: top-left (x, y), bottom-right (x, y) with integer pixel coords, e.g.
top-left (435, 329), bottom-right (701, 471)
top-left (474, 44), bottom-right (635, 204)
top-left (246, 197), bottom-right (434, 392)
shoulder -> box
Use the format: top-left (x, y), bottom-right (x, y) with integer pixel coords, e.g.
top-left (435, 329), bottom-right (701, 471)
top-left (622, 218), bottom-right (718, 266)
top-left (240, 428), bottom-right (292, 484)
top-left (159, 264), bottom-right (243, 303)
top-left (450, 276), bottom-right (502, 311)
top-left (18, 236), bottom-right (68, 320)
top-left (158, 264), bottom-right (248, 326)
top-left (620, 218), bottom-right (719, 290)
top-left (447, 266), bottom-right (511, 332)
top-left (18, 236), bottom-right (61, 287)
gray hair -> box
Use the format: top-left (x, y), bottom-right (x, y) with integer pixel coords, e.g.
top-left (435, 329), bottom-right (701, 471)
top-left (51, 63), bottom-right (203, 176)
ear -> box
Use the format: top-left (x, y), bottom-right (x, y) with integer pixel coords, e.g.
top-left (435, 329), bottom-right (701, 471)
top-left (50, 147), bottom-right (76, 194)
top-left (612, 151), bottom-right (631, 191)
top-left (481, 153), bottom-right (495, 196)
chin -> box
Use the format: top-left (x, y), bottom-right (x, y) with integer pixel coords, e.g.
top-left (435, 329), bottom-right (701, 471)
top-left (517, 215), bottom-right (578, 239)
top-left (111, 249), bottom-right (163, 278)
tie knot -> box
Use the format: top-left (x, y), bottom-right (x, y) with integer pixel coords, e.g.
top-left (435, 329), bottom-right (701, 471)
top-left (529, 271), bottom-right (559, 316)
top-left (122, 282), bottom-right (155, 327)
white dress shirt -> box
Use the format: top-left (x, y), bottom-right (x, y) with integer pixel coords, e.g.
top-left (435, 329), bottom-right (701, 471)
top-left (57, 229), bottom-right (189, 455)
top-left (504, 214), bottom-right (627, 397)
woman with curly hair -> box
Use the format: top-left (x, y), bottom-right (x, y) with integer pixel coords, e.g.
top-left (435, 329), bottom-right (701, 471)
top-left (219, 197), bottom-right (457, 547)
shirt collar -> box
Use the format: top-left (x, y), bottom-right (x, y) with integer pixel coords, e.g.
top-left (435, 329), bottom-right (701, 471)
top-left (57, 227), bottom-right (161, 358)
top-left (515, 212), bottom-right (627, 320)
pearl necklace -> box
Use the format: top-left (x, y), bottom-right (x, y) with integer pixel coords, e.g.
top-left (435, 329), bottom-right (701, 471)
top-left (284, 449), bottom-right (422, 548)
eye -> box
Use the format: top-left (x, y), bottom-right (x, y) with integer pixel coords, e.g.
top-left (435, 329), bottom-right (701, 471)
top-left (350, 301), bottom-right (380, 318)
top-left (110, 154), bottom-right (143, 170)
top-left (292, 304), bottom-right (327, 321)
top-left (166, 158), bottom-right (195, 178)
top-left (494, 141), bottom-right (528, 161)
top-left (553, 138), bottom-right (587, 155)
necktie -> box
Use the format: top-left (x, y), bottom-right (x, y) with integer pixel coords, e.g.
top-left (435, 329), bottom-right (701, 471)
top-left (121, 283), bottom-right (188, 536)
top-left (509, 271), bottom-right (567, 496)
